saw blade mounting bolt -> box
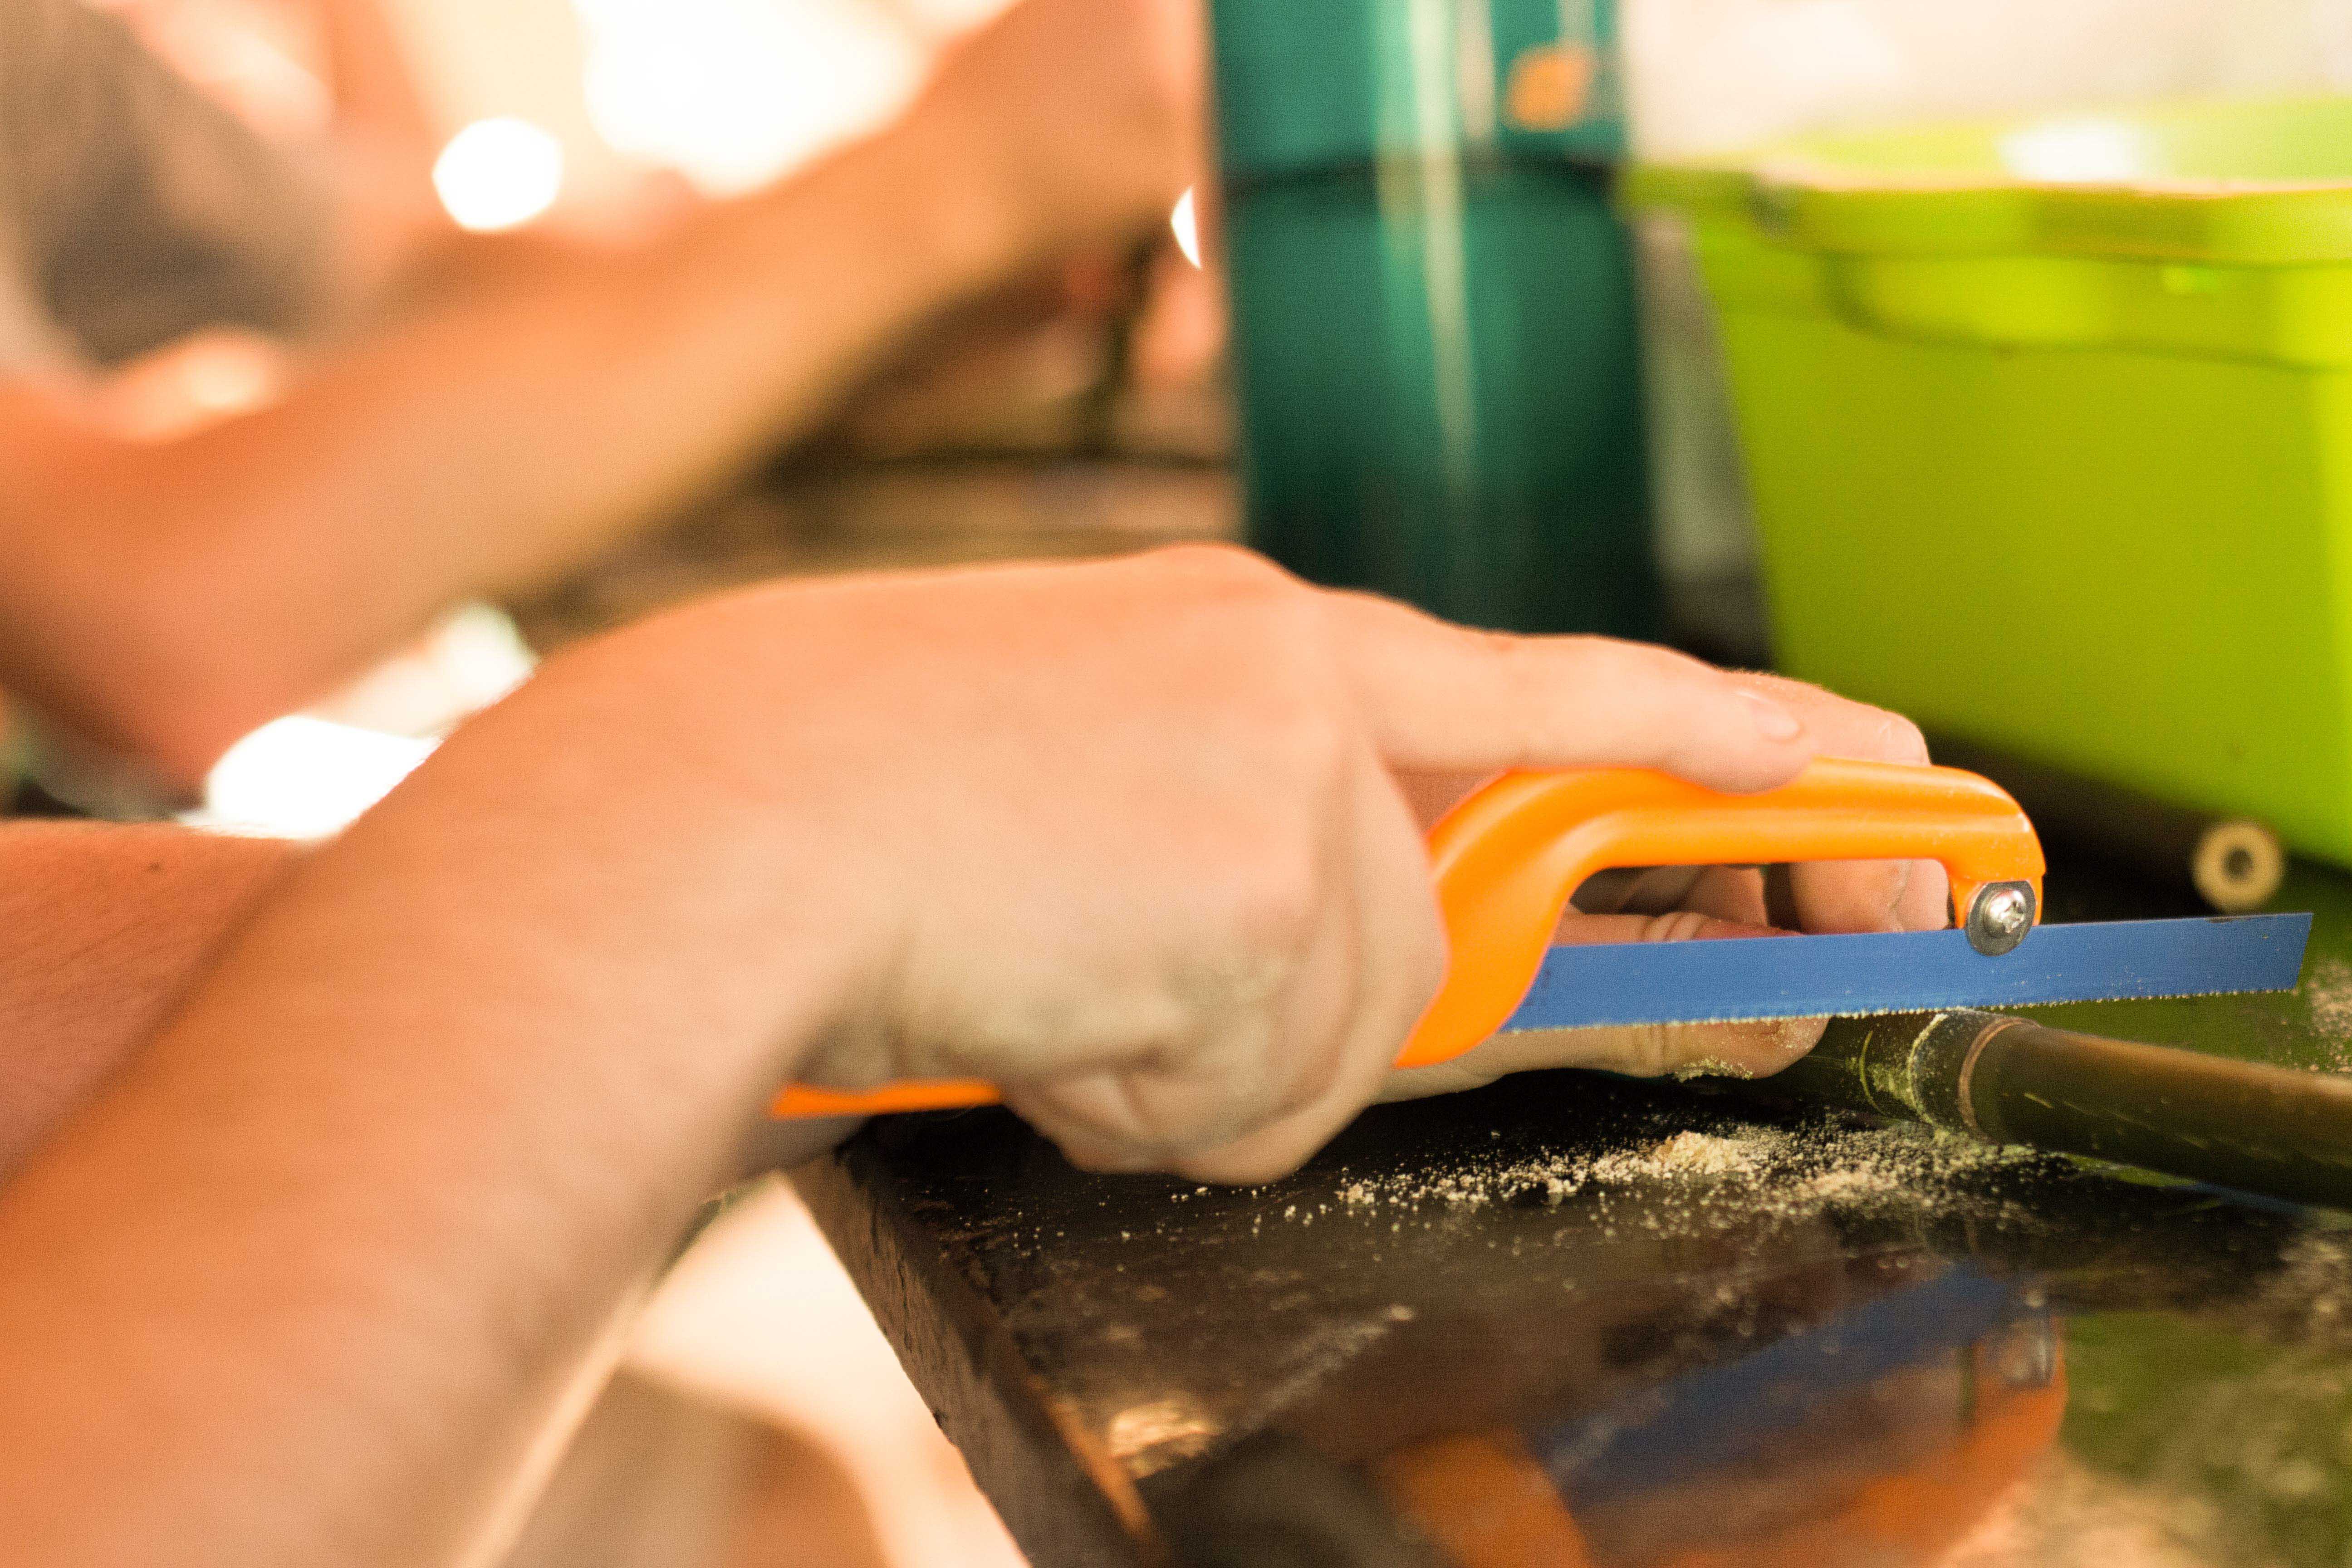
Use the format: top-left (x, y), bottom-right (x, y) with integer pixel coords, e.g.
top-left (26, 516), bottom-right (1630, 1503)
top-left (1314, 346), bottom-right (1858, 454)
top-left (1965, 882), bottom-right (2037, 957)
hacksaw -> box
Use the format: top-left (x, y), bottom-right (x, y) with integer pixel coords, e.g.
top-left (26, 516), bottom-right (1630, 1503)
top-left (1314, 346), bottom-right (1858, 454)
top-left (771, 758), bottom-right (2310, 1118)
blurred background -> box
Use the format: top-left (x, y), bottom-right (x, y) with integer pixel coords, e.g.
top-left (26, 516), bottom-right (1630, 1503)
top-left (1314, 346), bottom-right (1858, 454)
top-left (130, 0), bottom-right (2352, 691)
top-left (59, 1), bottom-right (2352, 1563)
top-left (110, 0), bottom-right (2352, 819)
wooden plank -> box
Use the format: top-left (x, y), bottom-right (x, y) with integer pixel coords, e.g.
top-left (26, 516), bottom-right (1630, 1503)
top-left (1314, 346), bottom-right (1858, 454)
top-left (796, 1135), bottom-right (1164, 1568)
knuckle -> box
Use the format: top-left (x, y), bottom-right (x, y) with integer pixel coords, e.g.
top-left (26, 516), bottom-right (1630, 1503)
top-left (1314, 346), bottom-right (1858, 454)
top-left (1149, 540), bottom-right (1294, 597)
top-left (1582, 641), bottom-right (1726, 743)
top-left (1203, 573), bottom-right (1353, 740)
top-left (1473, 632), bottom-right (1554, 731)
top-left (1470, 627), bottom-right (1570, 698)
top-left (1446, 628), bottom-right (1581, 755)
top-left (1576, 635), bottom-right (1702, 689)
top-left (1260, 670), bottom-right (1355, 766)
top-left (1634, 909), bottom-right (1720, 945)
top-left (1461, 624), bottom-right (1534, 664)
top-left (1018, 1061), bottom-right (1246, 1171)
top-left (1221, 844), bottom-right (1329, 961)
top-left (1609, 1024), bottom-right (1676, 1078)
top-left (1240, 672), bottom-right (1362, 818)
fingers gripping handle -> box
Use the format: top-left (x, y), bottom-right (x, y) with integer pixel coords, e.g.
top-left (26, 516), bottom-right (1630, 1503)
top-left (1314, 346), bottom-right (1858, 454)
top-left (1397, 757), bottom-right (2042, 1069)
top-left (769, 759), bottom-right (2044, 1118)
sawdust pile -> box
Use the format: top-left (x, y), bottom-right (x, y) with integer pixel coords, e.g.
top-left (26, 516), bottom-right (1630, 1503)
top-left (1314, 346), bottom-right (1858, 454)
top-left (2302, 957), bottom-right (2352, 1069)
top-left (1329, 1116), bottom-right (2038, 1229)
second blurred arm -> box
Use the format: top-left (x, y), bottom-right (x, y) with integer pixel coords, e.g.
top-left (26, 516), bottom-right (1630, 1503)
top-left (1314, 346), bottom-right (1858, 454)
top-left (0, 0), bottom-right (1202, 788)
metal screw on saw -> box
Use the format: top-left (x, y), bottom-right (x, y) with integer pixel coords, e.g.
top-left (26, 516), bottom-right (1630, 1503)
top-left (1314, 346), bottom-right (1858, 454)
top-left (1965, 881), bottom-right (2038, 957)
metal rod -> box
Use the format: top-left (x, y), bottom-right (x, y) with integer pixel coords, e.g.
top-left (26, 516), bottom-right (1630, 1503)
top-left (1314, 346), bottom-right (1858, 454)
top-left (1761, 1011), bottom-right (2352, 1210)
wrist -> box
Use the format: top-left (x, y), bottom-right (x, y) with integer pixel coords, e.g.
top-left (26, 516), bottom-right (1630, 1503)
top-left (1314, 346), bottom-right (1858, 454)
top-left (333, 637), bottom-right (886, 1114)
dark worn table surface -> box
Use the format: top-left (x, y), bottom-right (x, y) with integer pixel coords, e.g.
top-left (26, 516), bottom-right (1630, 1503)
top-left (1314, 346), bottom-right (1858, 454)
top-left (798, 852), bottom-right (2352, 1568)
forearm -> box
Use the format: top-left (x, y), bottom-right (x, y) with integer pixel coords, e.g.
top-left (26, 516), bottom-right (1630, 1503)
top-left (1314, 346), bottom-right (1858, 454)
top-left (0, 824), bottom-right (302, 1177)
top-left (0, 645), bottom-right (869, 1565)
top-left (0, 544), bottom-right (1900, 1563)
top-left (0, 102), bottom-right (1024, 781)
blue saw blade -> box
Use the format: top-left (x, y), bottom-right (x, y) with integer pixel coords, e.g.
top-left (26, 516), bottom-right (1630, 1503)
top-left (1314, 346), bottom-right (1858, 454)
top-left (1499, 913), bottom-right (2312, 1033)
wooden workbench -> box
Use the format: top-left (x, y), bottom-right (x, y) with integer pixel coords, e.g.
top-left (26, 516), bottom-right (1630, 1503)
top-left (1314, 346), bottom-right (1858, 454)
top-left (796, 855), bottom-right (2352, 1568)
top-left (496, 327), bottom-right (2352, 1565)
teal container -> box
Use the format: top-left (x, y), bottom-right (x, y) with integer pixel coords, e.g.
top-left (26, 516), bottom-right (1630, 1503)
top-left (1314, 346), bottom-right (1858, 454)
top-left (1212, 0), bottom-right (1660, 636)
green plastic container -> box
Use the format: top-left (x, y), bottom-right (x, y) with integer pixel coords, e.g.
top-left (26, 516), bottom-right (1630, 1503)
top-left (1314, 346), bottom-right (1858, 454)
top-left (1213, 0), bottom-right (1661, 637)
top-left (1628, 98), bottom-right (2352, 865)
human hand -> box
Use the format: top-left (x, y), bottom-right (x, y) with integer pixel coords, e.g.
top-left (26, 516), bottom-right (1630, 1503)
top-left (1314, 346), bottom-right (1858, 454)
top-left (1377, 676), bottom-right (1944, 1102)
top-left (459, 546), bottom-right (1894, 1185)
top-left (909, 0), bottom-right (1205, 269)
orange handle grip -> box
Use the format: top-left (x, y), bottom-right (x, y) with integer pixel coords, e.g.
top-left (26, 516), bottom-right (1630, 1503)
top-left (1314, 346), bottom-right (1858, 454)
top-left (769, 757), bottom-right (2043, 1119)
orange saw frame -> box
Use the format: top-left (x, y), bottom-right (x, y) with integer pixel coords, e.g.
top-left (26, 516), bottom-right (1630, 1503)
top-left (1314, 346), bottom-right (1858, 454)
top-left (770, 758), bottom-right (2043, 1118)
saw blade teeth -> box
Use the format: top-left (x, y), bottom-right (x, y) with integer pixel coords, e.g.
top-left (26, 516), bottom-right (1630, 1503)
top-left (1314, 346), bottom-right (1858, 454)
top-left (1503, 988), bottom-right (2299, 1033)
top-left (1496, 914), bottom-right (2312, 1035)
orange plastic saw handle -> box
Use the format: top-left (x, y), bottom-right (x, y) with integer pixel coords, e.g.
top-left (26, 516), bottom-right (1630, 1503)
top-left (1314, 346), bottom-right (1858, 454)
top-left (769, 757), bottom-right (2043, 1118)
